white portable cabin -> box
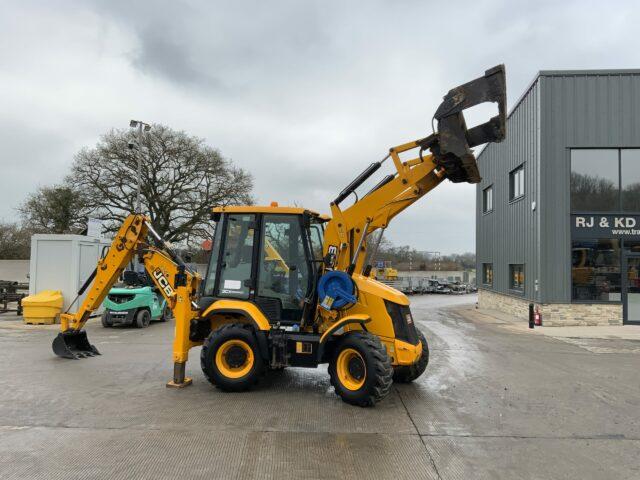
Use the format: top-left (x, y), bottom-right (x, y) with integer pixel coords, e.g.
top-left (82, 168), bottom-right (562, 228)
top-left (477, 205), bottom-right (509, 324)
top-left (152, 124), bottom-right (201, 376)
top-left (29, 234), bottom-right (112, 312)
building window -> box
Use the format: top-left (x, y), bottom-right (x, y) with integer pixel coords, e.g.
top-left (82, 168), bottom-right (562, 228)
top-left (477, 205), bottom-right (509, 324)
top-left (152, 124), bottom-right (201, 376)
top-left (509, 264), bottom-right (524, 292)
top-left (624, 240), bottom-right (640, 254)
top-left (571, 148), bottom-right (640, 212)
top-left (571, 239), bottom-right (621, 302)
top-left (571, 149), bottom-right (619, 212)
top-left (509, 165), bottom-right (525, 201)
top-left (482, 186), bottom-right (493, 213)
top-left (621, 149), bottom-right (640, 212)
top-left (482, 263), bottom-right (493, 286)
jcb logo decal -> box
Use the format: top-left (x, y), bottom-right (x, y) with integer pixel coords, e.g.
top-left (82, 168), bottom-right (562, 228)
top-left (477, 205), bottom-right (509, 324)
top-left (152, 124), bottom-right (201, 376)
top-left (153, 268), bottom-right (174, 297)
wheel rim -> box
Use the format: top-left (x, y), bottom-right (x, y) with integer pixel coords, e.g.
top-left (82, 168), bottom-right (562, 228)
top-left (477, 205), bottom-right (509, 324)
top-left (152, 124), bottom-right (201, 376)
top-left (215, 339), bottom-right (254, 379)
top-left (336, 348), bottom-right (366, 391)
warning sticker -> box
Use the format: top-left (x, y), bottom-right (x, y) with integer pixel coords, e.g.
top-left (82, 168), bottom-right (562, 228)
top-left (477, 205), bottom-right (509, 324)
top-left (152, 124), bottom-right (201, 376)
top-left (223, 280), bottom-right (242, 290)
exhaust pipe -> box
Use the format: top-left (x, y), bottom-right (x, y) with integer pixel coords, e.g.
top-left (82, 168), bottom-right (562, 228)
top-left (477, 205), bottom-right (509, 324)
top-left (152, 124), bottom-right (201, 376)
top-left (52, 330), bottom-right (100, 359)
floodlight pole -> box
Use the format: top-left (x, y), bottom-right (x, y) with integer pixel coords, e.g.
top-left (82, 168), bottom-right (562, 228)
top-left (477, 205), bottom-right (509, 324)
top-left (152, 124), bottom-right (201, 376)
top-left (129, 120), bottom-right (151, 215)
top-left (425, 251), bottom-right (441, 272)
top-left (129, 120), bottom-right (151, 272)
top-left (136, 122), bottom-right (143, 214)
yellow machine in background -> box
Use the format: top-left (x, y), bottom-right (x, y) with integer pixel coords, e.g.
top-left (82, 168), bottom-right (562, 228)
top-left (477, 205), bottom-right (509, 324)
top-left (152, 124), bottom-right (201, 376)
top-left (572, 247), bottom-right (594, 286)
top-left (53, 65), bottom-right (506, 406)
top-left (372, 262), bottom-right (399, 281)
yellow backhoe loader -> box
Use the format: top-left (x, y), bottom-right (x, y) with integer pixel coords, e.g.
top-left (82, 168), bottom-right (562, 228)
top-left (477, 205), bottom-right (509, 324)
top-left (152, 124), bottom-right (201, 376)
top-left (52, 65), bottom-right (506, 406)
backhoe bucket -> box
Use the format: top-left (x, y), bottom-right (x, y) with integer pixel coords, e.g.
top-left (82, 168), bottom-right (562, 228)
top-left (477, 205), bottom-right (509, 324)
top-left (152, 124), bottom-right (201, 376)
top-left (420, 64), bottom-right (507, 184)
top-left (52, 330), bottom-right (100, 359)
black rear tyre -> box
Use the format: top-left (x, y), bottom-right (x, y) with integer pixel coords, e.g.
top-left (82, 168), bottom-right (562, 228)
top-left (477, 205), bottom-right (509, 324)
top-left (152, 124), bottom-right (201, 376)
top-left (392, 329), bottom-right (429, 383)
top-left (329, 331), bottom-right (393, 407)
top-left (101, 311), bottom-right (113, 328)
top-left (134, 309), bottom-right (151, 328)
top-left (200, 324), bottom-right (264, 392)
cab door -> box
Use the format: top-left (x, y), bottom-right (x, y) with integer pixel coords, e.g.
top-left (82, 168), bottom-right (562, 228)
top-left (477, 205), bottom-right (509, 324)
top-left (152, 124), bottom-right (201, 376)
top-left (202, 213), bottom-right (256, 300)
top-left (255, 214), bottom-right (312, 324)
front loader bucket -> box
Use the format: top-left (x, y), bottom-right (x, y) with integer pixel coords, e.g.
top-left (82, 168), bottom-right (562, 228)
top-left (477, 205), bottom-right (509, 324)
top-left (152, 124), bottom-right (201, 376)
top-left (52, 330), bottom-right (100, 359)
top-left (420, 64), bottom-right (507, 184)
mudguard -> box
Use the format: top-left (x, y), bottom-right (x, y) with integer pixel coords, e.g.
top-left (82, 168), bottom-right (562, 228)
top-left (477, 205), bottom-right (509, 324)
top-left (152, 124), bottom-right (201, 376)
top-left (201, 299), bottom-right (272, 361)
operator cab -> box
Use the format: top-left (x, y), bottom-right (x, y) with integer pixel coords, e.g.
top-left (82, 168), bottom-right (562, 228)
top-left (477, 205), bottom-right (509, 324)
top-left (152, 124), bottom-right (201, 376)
top-left (201, 206), bottom-right (326, 326)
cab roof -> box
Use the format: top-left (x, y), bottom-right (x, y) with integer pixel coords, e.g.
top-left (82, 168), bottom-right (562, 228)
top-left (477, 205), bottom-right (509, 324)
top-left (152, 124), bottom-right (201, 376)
top-left (212, 205), bottom-right (324, 217)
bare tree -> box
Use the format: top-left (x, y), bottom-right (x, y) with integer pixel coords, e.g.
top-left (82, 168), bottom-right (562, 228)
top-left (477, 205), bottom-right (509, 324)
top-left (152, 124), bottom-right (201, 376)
top-left (67, 124), bottom-right (254, 243)
top-left (0, 222), bottom-right (31, 259)
top-left (374, 238), bottom-right (475, 271)
top-left (18, 185), bottom-right (90, 234)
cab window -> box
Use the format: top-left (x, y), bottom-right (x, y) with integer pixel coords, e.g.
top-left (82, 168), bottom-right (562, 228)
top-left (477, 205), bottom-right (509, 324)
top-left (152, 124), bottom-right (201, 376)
top-left (202, 220), bottom-right (223, 296)
top-left (308, 222), bottom-right (324, 260)
top-left (218, 214), bottom-right (255, 299)
top-left (258, 215), bottom-right (310, 312)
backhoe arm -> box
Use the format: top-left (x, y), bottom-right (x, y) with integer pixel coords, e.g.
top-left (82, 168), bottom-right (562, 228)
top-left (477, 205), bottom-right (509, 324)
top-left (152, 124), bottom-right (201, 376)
top-left (52, 213), bottom-right (201, 382)
top-left (324, 65), bottom-right (507, 274)
top-left (58, 214), bottom-right (149, 333)
top-left (52, 214), bottom-right (150, 359)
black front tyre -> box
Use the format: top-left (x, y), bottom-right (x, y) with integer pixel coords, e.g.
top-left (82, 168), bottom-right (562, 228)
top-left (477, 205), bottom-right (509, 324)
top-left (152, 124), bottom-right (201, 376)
top-left (134, 309), bottom-right (151, 328)
top-left (159, 304), bottom-right (170, 322)
top-left (329, 331), bottom-right (393, 407)
top-left (200, 324), bottom-right (264, 392)
top-left (392, 329), bottom-right (429, 383)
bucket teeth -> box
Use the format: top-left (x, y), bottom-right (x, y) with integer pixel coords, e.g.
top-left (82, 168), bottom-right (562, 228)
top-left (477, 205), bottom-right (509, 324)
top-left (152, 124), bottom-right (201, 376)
top-left (52, 331), bottom-right (100, 359)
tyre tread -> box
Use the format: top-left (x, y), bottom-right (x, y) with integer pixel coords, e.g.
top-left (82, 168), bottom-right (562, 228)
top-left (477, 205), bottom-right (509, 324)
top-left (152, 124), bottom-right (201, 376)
top-left (329, 331), bottom-right (393, 407)
top-left (200, 323), bottom-right (262, 391)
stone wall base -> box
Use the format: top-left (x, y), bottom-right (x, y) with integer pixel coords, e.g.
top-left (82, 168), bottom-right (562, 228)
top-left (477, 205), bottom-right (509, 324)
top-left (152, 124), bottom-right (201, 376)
top-left (478, 289), bottom-right (622, 326)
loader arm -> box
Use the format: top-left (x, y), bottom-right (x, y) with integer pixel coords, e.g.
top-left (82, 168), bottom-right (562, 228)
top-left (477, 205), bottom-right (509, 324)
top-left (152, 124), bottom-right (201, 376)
top-left (52, 214), bottom-right (201, 387)
top-left (324, 65), bottom-right (507, 274)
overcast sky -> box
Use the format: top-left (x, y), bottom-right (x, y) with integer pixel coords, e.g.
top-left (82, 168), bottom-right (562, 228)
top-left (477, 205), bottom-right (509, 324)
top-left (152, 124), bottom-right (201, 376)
top-left (1, 0), bottom-right (638, 253)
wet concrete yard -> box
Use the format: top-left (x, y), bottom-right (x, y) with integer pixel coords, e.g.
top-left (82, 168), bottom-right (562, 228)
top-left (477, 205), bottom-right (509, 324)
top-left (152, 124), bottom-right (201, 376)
top-left (1, 294), bottom-right (639, 479)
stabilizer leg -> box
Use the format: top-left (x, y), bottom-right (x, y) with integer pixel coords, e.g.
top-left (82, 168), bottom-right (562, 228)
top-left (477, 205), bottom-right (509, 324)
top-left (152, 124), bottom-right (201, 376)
top-left (166, 361), bottom-right (192, 388)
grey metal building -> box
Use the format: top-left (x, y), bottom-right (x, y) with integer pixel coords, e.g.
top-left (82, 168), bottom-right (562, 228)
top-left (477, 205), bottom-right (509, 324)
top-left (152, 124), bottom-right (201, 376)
top-left (476, 69), bottom-right (640, 326)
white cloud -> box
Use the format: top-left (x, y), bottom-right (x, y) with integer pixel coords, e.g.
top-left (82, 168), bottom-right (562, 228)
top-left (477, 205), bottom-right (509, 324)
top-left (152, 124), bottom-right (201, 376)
top-left (1, 0), bottom-right (639, 253)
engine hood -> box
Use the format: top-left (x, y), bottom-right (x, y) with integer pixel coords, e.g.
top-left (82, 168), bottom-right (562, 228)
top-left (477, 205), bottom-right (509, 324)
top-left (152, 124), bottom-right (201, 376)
top-left (352, 274), bottom-right (409, 306)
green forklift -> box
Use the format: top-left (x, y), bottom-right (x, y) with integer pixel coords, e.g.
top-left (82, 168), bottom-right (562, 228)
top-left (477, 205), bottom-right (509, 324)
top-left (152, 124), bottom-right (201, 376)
top-left (101, 270), bottom-right (170, 328)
